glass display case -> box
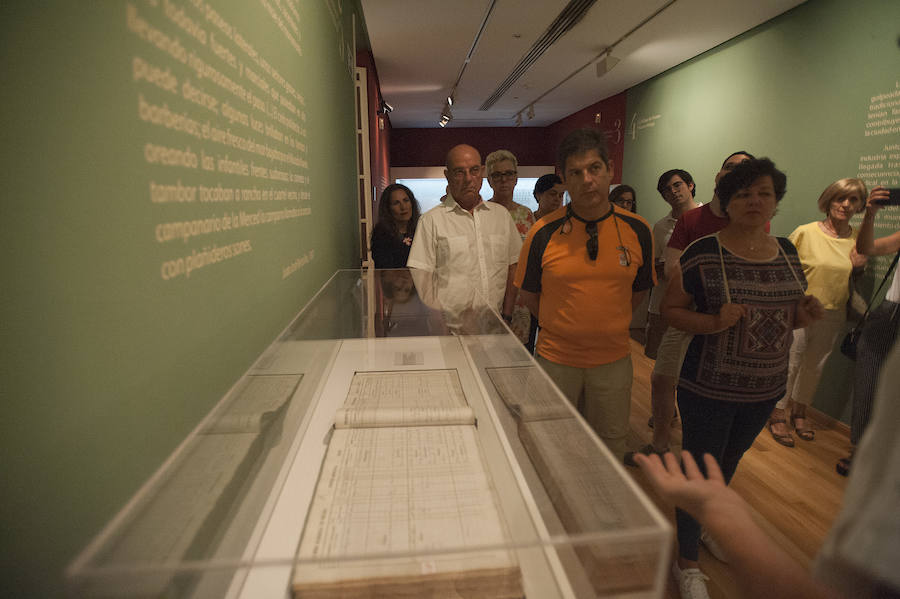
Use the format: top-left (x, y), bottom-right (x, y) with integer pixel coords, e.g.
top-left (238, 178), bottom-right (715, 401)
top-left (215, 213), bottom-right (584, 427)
top-left (67, 269), bottom-right (672, 598)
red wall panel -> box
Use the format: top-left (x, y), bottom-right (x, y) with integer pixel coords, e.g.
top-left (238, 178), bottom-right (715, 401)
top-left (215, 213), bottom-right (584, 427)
top-left (544, 93), bottom-right (626, 183)
top-left (389, 91), bottom-right (626, 185)
top-left (356, 50), bottom-right (391, 201)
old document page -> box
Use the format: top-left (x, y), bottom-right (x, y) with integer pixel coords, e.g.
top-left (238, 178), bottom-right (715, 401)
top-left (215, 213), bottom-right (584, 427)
top-left (292, 369), bottom-right (522, 598)
top-left (485, 366), bottom-right (571, 422)
top-left (334, 369), bottom-right (474, 428)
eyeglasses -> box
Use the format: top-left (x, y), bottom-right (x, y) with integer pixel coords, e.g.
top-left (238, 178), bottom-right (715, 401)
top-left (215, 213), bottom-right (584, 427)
top-left (586, 221), bottom-right (598, 260)
top-left (489, 170), bottom-right (517, 181)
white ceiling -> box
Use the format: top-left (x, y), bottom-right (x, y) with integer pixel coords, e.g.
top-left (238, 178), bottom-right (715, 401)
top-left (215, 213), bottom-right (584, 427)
top-left (359, 0), bottom-right (806, 128)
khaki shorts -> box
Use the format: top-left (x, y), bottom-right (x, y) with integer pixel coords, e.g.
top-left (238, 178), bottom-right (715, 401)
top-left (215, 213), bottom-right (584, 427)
top-left (651, 325), bottom-right (693, 378)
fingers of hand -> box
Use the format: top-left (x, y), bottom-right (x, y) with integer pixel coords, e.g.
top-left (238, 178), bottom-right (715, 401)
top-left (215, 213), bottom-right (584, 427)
top-left (703, 454), bottom-right (726, 485)
top-left (682, 451), bottom-right (704, 480)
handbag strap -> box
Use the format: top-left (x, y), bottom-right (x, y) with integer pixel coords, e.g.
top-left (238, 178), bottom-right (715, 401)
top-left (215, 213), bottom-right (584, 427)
top-left (715, 235), bottom-right (806, 302)
top-left (715, 234), bottom-right (732, 303)
top-left (777, 241), bottom-right (806, 294)
top-left (853, 249), bottom-right (900, 329)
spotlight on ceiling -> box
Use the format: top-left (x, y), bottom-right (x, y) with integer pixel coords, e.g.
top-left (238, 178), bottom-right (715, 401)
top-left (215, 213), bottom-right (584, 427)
top-left (378, 99), bottom-right (394, 114)
top-left (447, 95), bottom-right (454, 107)
top-left (595, 53), bottom-right (620, 77)
top-left (438, 102), bottom-right (453, 127)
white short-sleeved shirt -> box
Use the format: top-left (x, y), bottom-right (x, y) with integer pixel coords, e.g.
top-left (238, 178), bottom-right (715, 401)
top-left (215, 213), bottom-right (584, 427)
top-left (408, 194), bottom-right (522, 312)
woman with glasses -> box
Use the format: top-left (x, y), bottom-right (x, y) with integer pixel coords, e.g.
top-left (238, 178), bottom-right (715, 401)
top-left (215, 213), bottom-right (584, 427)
top-left (610, 184), bottom-right (637, 213)
top-left (767, 178), bottom-right (868, 447)
top-left (661, 158), bottom-right (824, 599)
top-left (486, 149), bottom-right (535, 344)
top-left (371, 183), bottom-right (421, 268)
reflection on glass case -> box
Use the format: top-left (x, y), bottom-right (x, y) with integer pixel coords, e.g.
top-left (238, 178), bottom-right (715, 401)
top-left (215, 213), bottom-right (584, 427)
top-left (67, 269), bottom-right (671, 598)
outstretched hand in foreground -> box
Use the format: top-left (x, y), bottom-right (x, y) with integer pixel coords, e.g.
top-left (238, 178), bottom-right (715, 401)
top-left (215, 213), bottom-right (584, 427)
top-left (633, 451), bottom-right (842, 599)
top-left (633, 451), bottom-right (746, 529)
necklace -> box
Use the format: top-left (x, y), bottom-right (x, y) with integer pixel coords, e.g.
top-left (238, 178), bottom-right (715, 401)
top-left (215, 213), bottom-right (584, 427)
top-left (821, 219), bottom-right (850, 238)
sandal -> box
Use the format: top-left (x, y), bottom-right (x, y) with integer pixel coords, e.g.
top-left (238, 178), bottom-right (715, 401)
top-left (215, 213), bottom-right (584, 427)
top-left (767, 419), bottom-right (794, 447)
top-left (792, 416), bottom-right (815, 441)
top-left (836, 449), bottom-right (854, 477)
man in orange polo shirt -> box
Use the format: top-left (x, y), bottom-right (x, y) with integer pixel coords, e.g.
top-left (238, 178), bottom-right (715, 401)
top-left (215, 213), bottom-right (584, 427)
top-left (515, 129), bottom-right (655, 459)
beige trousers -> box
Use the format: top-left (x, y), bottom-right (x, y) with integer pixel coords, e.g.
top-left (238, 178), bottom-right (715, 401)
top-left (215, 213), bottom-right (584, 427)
top-left (536, 353), bottom-right (633, 460)
top-left (777, 308), bottom-right (846, 409)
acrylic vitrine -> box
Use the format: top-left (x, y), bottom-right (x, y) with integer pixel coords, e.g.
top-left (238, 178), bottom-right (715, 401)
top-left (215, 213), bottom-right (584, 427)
top-left (67, 269), bottom-right (671, 598)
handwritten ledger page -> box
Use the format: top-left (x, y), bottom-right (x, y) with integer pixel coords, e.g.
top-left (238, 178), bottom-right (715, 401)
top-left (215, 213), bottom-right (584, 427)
top-left (293, 370), bottom-right (522, 598)
top-left (334, 369), bottom-right (474, 428)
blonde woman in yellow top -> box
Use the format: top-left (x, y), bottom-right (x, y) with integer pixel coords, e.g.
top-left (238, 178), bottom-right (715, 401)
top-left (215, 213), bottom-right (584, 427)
top-left (768, 179), bottom-right (868, 446)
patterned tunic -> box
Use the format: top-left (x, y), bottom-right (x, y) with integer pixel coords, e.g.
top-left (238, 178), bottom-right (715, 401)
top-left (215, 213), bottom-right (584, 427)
top-left (678, 234), bottom-right (807, 403)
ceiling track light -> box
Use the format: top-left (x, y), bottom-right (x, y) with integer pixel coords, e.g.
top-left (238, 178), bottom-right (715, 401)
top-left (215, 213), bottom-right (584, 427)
top-left (527, 105), bottom-right (535, 120)
top-left (515, 113), bottom-right (522, 127)
top-left (378, 99), bottom-right (394, 114)
top-left (438, 101), bottom-right (453, 127)
top-left (595, 52), bottom-right (620, 77)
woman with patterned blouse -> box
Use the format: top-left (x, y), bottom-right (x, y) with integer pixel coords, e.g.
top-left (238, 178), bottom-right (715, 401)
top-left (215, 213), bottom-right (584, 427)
top-left (661, 158), bottom-right (824, 599)
top-left (485, 149), bottom-right (535, 344)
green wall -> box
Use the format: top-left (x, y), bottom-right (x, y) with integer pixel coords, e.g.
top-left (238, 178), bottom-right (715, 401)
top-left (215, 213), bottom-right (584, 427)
top-left (623, 0), bottom-right (900, 422)
top-left (0, 2), bottom-right (362, 595)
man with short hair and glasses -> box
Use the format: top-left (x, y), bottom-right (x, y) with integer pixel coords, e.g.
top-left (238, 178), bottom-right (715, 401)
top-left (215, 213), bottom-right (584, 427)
top-left (408, 144), bottom-right (522, 320)
top-left (514, 129), bottom-right (655, 459)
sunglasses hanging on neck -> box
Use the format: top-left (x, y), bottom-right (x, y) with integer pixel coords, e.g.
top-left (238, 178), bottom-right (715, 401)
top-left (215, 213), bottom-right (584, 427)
top-left (586, 221), bottom-right (598, 260)
top-left (566, 205), bottom-right (631, 266)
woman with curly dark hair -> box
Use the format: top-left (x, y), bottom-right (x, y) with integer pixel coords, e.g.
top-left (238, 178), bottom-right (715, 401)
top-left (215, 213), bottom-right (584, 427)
top-left (661, 157), bottom-right (824, 598)
top-left (371, 183), bottom-right (421, 268)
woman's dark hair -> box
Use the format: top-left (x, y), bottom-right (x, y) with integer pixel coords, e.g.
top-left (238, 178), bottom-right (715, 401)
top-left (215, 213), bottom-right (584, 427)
top-left (715, 157), bottom-right (787, 213)
top-left (609, 184), bottom-right (637, 212)
top-left (377, 183), bottom-right (421, 238)
top-left (534, 173), bottom-right (562, 195)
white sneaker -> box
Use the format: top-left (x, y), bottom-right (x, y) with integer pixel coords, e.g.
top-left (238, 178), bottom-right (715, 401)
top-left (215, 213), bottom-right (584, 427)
top-left (700, 528), bottom-right (729, 563)
top-left (672, 562), bottom-right (710, 599)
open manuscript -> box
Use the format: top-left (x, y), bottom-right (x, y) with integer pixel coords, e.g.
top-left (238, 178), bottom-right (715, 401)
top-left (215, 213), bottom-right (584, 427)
top-left (487, 365), bottom-right (659, 594)
top-left (293, 369), bottom-right (523, 599)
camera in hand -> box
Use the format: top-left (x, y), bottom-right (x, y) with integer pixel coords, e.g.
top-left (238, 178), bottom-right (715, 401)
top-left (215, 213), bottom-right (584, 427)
top-left (872, 188), bottom-right (900, 206)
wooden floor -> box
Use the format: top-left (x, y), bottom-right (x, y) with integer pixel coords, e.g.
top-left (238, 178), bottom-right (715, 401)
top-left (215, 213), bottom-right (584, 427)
top-left (624, 338), bottom-right (850, 599)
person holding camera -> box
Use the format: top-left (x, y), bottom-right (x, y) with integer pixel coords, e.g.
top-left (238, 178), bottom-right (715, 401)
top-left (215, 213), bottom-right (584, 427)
top-left (838, 186), bottom-right (899, 476)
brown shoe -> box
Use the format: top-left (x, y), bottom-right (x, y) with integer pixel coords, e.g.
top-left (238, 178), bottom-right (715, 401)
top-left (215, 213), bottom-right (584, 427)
top-left (791, 415), bottom-right (815, 441)
top-left (767, 419), bottom-right (794, 447)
